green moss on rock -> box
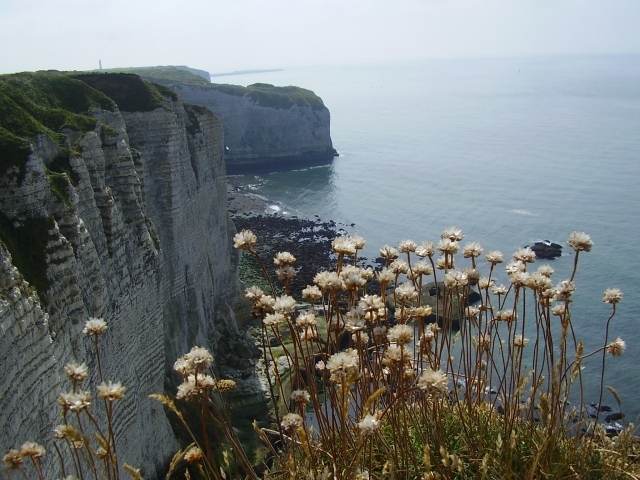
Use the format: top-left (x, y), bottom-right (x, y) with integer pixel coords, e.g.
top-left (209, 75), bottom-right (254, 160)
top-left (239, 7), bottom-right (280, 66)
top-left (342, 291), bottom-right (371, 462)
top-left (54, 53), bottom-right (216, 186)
top-left (0, 214), bottom-right (54, 296)
top-left (72, 73), bottom-right (177, 112)
top-left (0, 126), bottom-right (32, 184)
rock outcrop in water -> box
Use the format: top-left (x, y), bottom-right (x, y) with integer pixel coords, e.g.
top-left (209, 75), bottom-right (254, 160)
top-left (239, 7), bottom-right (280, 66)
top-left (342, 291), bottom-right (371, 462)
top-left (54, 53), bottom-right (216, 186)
top-left (173, 83), bottom-right (337, 173)
top-left (0, 73), bottom-right (263, 478)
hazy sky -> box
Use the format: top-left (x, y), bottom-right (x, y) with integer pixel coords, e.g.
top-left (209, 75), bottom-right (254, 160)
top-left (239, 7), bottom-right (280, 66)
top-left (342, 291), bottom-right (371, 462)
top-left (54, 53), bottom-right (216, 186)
top-left (1, 0), bottom-right (639, 75)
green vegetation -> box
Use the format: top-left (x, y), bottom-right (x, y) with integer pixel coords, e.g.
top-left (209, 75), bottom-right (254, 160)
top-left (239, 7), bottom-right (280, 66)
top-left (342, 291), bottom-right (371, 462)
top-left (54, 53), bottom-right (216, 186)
top-left (73, 73), bottom-right (178, 112)
top-left (201, 83), bottom-right (326, 110)
top-left (47, 170), bottom-right (72, 208)
top-left (0, 72), bottom-right (116, 183)
top-left (101, 67), bottom-right (211, 87)
top-left (0, 127), bottom-right (31, 184)
top-left (0, 214), bottom-right (54, 296)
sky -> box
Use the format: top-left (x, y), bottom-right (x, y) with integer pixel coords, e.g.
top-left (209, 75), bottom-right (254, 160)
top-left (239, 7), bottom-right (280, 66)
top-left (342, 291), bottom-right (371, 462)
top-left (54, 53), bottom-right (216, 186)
top-left (1, 0), bottom-right (639, 75)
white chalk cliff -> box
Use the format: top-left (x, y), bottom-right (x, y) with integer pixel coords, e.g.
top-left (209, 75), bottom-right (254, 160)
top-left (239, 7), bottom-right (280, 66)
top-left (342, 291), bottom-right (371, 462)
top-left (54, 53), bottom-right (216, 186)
top-left (173, 83), bottom-right (336, 173)
top-left (0, 74), bottom-right (263, 478)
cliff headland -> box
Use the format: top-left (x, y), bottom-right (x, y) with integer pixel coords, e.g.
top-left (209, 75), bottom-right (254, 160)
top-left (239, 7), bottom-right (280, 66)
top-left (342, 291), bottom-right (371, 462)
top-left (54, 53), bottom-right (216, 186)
top-left (109, 66), bottom-right (338, 174)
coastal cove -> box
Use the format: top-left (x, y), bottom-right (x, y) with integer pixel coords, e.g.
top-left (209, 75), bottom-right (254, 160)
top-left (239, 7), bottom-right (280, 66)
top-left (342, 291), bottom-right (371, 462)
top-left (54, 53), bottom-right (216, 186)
top-left (224, 54), bottom-right (640, 420)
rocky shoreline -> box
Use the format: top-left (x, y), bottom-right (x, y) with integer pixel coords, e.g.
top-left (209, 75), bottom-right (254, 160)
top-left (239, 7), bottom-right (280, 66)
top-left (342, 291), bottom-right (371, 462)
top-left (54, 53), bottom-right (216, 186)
top-left (228, 182), bottom-right (361, 297)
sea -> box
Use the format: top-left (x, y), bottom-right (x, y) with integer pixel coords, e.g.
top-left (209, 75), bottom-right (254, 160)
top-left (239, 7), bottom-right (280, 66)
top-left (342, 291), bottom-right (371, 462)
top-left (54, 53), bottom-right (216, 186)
top-left (219, 54), bottom-right (640, 419)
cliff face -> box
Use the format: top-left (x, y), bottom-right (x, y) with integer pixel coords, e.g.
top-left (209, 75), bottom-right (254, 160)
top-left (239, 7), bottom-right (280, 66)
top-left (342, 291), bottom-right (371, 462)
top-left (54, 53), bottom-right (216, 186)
top-left (0, 74), bottom-right (262, 478)
top-left (172, 83), bottom-right (336, 173)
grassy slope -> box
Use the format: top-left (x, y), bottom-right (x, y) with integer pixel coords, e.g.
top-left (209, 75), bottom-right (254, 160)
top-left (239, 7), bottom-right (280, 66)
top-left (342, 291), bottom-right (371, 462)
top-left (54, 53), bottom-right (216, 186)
top-left (0, 72), bottom-right (175, 298)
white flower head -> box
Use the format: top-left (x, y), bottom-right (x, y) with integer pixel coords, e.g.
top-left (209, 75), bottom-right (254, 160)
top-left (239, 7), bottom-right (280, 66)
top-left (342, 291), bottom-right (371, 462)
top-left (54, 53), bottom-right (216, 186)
top-left (398, 239), bottom-right (417, 253)
top-left (379, 245), bottom-right (399, 260)
top-left (358, 412), bottom-right (381, 436)
top-left (603, 288), bottom-right (623, 304)
top-left (417, 368), bottom-right (449, 396)
top-left (233, 229), bottom-right (257, 250)
top-left (274, 251), bottom-right (296, 266)
top-left (281, 413), bottom-right (304, 431)
top-left (441, 227), bottom-right (464, 241)
top-left (567, 231), bottom-right (593, 252)
top-left (606, 338), bottom-right (626, 357)
top-left (416, 241), bottom-right (435, 258)
top-left (83, 317), bottom-right (108, 336)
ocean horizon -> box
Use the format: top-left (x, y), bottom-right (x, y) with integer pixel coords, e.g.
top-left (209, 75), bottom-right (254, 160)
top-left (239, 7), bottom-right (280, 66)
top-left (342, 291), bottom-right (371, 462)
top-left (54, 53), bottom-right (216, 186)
top-left (223, 54), bottom-right (640, 418)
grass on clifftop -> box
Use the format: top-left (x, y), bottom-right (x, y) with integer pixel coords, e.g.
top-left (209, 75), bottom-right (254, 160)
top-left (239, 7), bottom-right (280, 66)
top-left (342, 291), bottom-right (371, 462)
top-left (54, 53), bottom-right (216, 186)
top-left (73, 73), bottom-right (178, 112)
top-left (198, 83), bottom-right (326, 110)
top-left (101, 67), bottom-right (211, 87)
top-left (0, 72), bottom-right (116, 181)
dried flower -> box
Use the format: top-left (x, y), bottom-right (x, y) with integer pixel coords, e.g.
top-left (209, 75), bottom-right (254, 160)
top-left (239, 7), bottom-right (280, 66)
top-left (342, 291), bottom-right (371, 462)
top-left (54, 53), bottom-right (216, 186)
top-left (537, 265), bottom-right (555, 277)
top-left (514, 335), bottom-right (529, 347)
top-left (263, 312), bottom-right (285, 327)
top-left (184, 447), bottom-right (203, 463)
top-left (395, 283), bottom-right (418, 303)
top-left (3, 449), bottom-right (23, 469)
top-left (233, 229), bottom-right (257, 250)
top-left (58, 391), bottom-right (92, 412)
top-left (441, 227), bottom-right (464, 241)
top-left (358, 412), bottom-right (381, 435)
top-left (296, 311), bottom-right (317, 327)
top-left (245, 286), bottom-right (264, 302)
top-left (184, 346), bottom-right (213, 371)
top-left (436, 256), bottom-right (454, 270)
top-left (302, 285), bottom-right (322, 301)
top-left (513, 247), bottom-right (536, 264)
top-left (444, 270), bottom-right (468, 288)
top-left (274, 251), bottom-right (296, 265)
top-left (398, 239), bottom-right (417, 253)
top-left (492, 284), bottom-right (508, 296)
top-left (437, 239), bottom-right (459, 255)
top-left (389, 260), bottom-right (409, 275)
top-left (416, 241), bottom-right (435, 258)
top-left (281, 413), bottom-right (304, 431)
top-left (352, 235), bottom-right (366, 250)
top-left (276, 266), bottom-right (296, 281)
top-left (273, 295), bottom-right (297, 314)
top-left (314, 271), bottom-right (342, 290)
top-left (554, 280), bottom-right (576, 301)
top-left (20, 442), bottom-right (45, 458)
top-left (387, 324), bottom-right (413, 345)
top-left (97, 381), bottom-right (125, 401)
top-left (418, 369), bottom-right (449, 396)
top-left (463, 242), bottom-right (483, 258)
top-left (326, 349), bottom-right (359, 383)
top-left (376, 268), bottom-right (395, 285)
top-left (332, 237), bottom-right (356, 255)
top-left (567, 231), bottom-right (593, 252)
top-left (505, 260), bottom-right (525, 275)
top-left (83, 317), bottom-right (108, 336)
top-left (64, 362), bottom-right (89, 383)
top-left (290, 389), bottom-right (311, 404)
top-left (603, 288), bottom-right (623, 304)
top-left (379, 245), bottom-right (399, 260)
top-left (606, 338), bottom-right (626, 357)
top-left (496, 309), bottom-right (517, 323)
top-left (382, 345), bottom-right (411, 367)
top-left (485, 251), bottom-right (504, 264)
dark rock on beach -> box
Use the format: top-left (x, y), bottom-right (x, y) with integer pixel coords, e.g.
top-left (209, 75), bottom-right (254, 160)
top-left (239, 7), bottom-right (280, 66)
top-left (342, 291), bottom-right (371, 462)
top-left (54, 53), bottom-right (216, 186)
top-left (527, 241), bottom-right (563, 260)
top-left (232, 214), bottom-right (342, 296)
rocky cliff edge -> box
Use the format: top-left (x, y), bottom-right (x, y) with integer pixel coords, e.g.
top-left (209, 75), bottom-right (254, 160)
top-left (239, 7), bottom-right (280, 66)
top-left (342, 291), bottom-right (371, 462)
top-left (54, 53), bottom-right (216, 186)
top-left (0, 72), bottom-right (264, 478)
